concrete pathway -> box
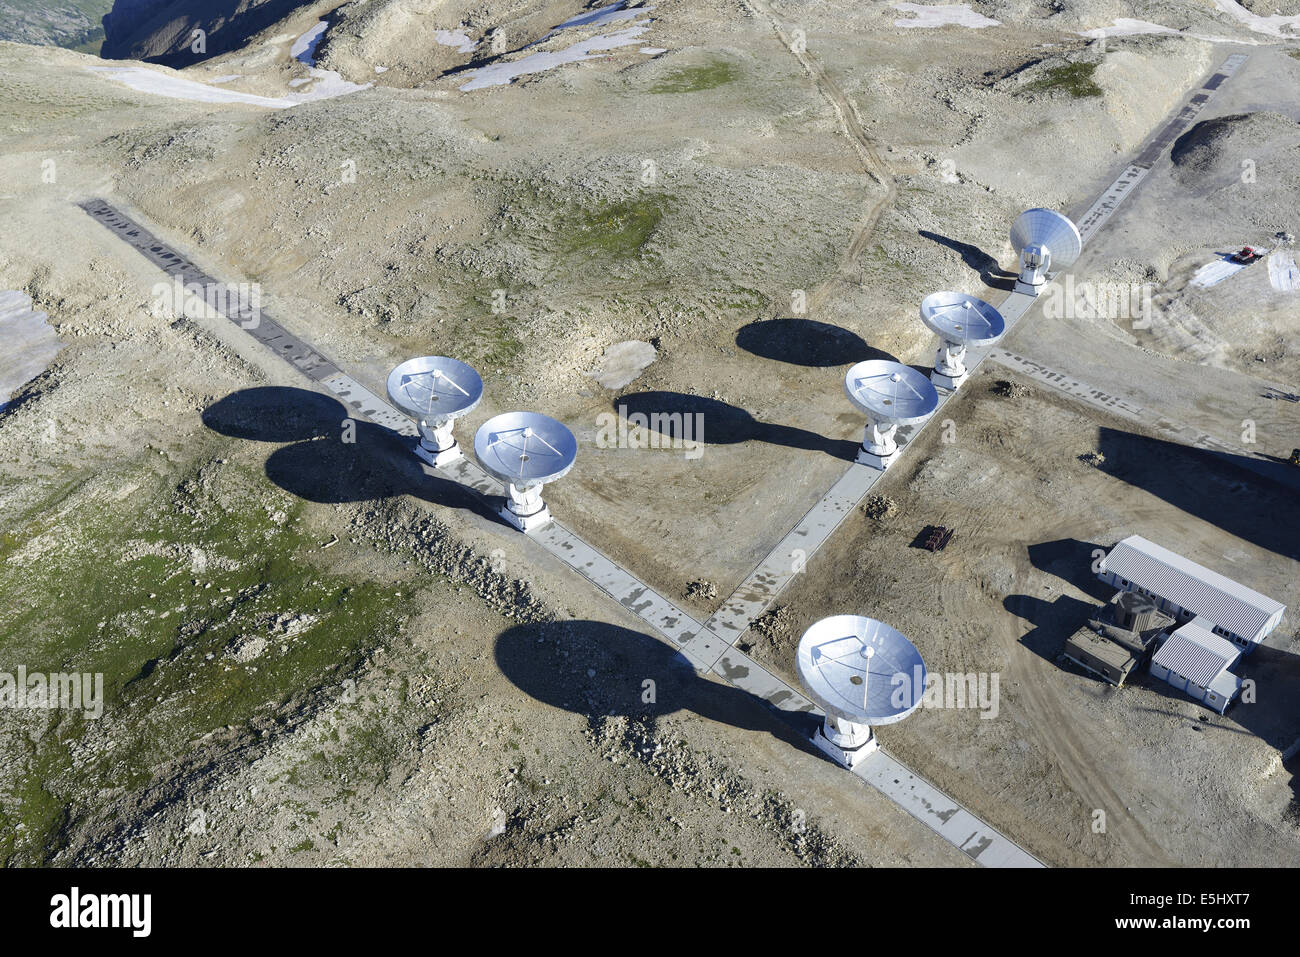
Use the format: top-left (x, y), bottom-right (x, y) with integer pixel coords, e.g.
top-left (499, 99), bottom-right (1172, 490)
top-left (81, 195), bottom-right (1043, 867)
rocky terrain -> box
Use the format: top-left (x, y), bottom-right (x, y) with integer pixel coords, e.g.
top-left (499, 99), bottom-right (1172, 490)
top-left (0, 0), bottom-right (112, 49)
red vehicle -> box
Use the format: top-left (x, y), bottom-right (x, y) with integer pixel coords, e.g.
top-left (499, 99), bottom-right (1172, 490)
top-left (1230, 246), bottom-right (1263, 264)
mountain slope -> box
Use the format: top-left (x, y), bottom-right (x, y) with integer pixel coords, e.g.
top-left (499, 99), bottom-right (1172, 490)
top-left (0, 0), bottom-right (113, 49)
top-left (101, 0), bottom-right (318, 66)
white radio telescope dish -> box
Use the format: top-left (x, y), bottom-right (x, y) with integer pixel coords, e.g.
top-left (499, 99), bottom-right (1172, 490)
top-left (474, 411), bottom-right (577, 533)
top-left (1009, 208), bottom-right (1081, 295)
top-left (387, 356), bottom-right (483, 467)
top-left (796, 615), bottom-right (927, 767)
top-left (844, 359), bottom-right (939, 469)
top-left (919, 291), bottom-right (1006, 390)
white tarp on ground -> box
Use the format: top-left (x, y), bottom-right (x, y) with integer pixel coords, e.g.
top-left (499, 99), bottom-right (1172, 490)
top-left (1189, 248), bottom-right (1268, 288)
top-left (1268, 249), bottom-right (1300, 291)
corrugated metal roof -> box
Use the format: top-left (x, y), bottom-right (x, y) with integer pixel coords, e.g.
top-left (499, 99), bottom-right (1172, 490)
top-left (1207, 670), bottom-right (1243, 700)
top-left (1152, 621), bottom-right (1241, 688)
top-left (1100, 535), bottom-right (1285, 639)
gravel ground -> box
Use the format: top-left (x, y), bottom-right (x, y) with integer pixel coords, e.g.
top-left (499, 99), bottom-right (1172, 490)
top-left (0, 0), bottom-right (1296, 866)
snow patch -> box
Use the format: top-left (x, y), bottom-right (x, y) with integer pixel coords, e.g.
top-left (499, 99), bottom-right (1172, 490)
top-left (557, 1), bottom-right (645, 31)
top-left (1211, 0), bottom-right (1300, 37)
top-left (89, 20), bottom-right (371, 107)
top-left (1080, 18), bottom-right (1178, 38)
top-left (590, 340), bottom-right (657, 389)
top-left (89, 66), bottom-right (300, 107)
top-left (290, 20), bottom-right (328, 67)
top-left (459, 22), bottom-right (651, 91)
top-left (434, 29), bottom-right (478, 53)
top-left (0, 290), bottom-right (62, 412)
top-left (891, 3), bottom-right (1000, 29)
top-left (288, 20), bottom-right (373, 102)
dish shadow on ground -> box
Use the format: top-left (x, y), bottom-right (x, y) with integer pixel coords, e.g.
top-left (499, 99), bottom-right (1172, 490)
top-left (495, 619), bottom-right (823, 752)
top-left (735, 318), bottom-right (896, 368)
top-left (918, 230), bottom-right (1017, 291)
top-left (613, 390), bottom-right (860, 460)
top-left (201, 386), bottom-right (501, 524)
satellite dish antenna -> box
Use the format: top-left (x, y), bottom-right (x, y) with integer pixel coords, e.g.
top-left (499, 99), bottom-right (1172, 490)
top-left (474, 411), bottom-right (577, 533)
top-left (1009, 208), bottom-right (1082, 295)
top-left (387, 356), bottom-right (484, 467)
top-left (796, 615), bottom-right (927, 768)
top-left (844, 360), bottom-right (939, 469)
top-left (919, 291), bottom-right (1006, 391)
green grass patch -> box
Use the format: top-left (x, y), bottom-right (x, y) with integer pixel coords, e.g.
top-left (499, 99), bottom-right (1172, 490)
top-left (1022, 62), bottom-right (1103, 99)
top-left (465, 315), bottom-right (524, 371)
top-left (563, 197), bottom-right (667, 259)
top-left (0, 457), bottom-right (412, 864)
top-left (650, 59), bottom-right (739, 94)
top-left (67, 26), bottom-right (105, 55)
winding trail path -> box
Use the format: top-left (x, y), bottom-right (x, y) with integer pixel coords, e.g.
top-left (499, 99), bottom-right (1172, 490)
top-left (740, 0), bottom-right (896, 311)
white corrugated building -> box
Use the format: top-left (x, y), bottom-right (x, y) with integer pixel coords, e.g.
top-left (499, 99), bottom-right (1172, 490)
top-left (1149, 620), bottom-right (1243, 713)
top-left (1097, 535), bottom-right (1286, 652)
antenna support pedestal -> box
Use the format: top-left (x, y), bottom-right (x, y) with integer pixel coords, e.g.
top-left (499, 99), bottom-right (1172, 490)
top-left (813, 715), bottom-right (878, 768)
top-left (500, 483), bottom-right (552, 533)
top-left (415, 420), bottom-right (462, 468)
top-left (1015, 245), bottom-right (1051, 297)
top-left (856, 421), bottom-right (900, 470)
top-left (1013, 276), bottom-right (1046, 297)
top-left (931, 340), bottom-right (969, 391)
